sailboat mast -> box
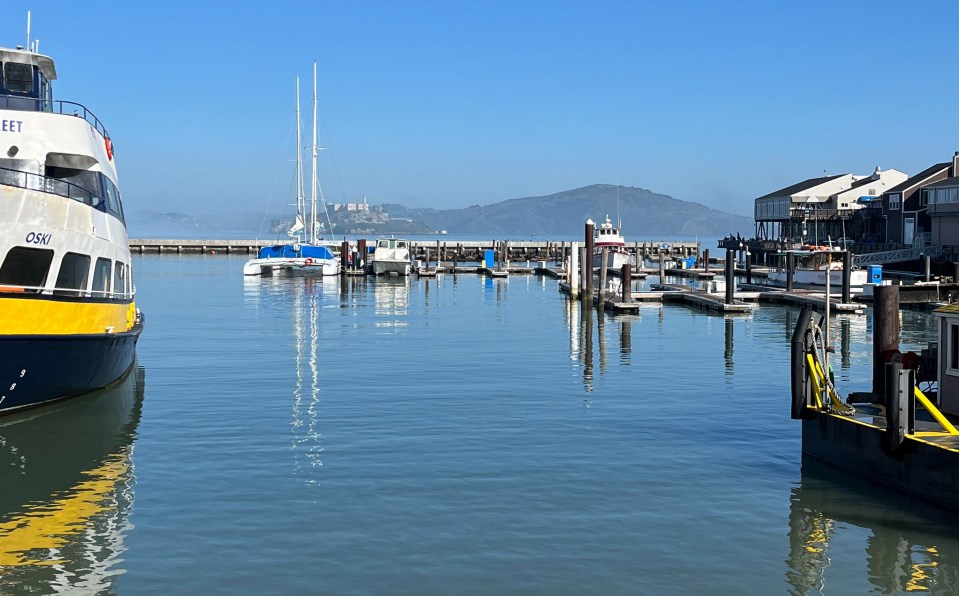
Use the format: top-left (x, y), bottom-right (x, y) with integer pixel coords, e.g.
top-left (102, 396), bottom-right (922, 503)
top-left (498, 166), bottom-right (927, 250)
top-left (295, 76), bottom-right (304, 241)
top-left (311, 61), bottom-right (319, 245)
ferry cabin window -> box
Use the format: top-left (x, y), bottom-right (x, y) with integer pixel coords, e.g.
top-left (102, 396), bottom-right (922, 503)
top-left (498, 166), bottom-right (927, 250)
top-left (3, 62), bottom-right (33, 93)
top-left (91, 257), bottom-right (112, 297)
top-left (54, 252), bottom-right (91, 297)
top-left (113, 261), bottom-right (126, 296)
top-left (0, 247), bottom-right (54, 293)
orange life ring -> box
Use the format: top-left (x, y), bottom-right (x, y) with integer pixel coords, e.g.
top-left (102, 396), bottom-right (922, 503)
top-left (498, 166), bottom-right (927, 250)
top-left (105, 137), bottom-right (114, 160)
top-left (305, 257), bottom-right (314, 266)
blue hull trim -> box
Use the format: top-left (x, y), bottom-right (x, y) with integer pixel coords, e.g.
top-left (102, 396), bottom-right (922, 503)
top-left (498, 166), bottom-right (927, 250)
top-left (0, 325), bottom-right (142, 413)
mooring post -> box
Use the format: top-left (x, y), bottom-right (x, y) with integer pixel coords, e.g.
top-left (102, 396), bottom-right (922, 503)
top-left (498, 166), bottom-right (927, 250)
top-left (658, 251), bottom-right (665, 281)
top-left (725, 248), bottom-right (735, 304)
top-left (622, 263), bottom-right (631, 302)
top-left (842, 250), bottom-right (852, 303)
top-left (358, 239), bottom-right (367, 269)
top-left (340, 240), bottom-right (349, 273)
top-left (425, 247), bottom-right (430, 273)
top-left (585, 220), bottom-right (595, 295)
top-left (925, 255), bottom-right (932, 282)
top-left (569, 245), bottom-right (579, 296)
top-left (580, 246), bottom-right (589, 299)
top-left (786, 253), bottom-right (795, 292)
top-left (745, 250), bottom-right (752, 285)
top-left (599, 247), bottom-right (609, 300)
top-left (873, 285), bottom-right (901, 399)
top-left (704, 248), bottom-right (710, 273)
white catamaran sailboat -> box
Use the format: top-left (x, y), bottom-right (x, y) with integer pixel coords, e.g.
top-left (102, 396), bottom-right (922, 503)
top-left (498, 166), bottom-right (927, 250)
top-left (244, 63), bottom-right (340, 276)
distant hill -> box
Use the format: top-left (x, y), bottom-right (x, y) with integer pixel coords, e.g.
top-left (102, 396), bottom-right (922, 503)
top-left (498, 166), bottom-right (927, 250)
top-left (384, 184), bottom-right (751, 237)
top-left (126, 184), bottom-right (752, 239)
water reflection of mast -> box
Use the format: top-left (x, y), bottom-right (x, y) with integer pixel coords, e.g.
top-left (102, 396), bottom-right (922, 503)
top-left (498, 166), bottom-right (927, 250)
top-left (291, 278), bottom-right (323, 484)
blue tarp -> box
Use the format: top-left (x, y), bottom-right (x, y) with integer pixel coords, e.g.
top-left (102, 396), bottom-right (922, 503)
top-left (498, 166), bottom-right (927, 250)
top-left (257, 244), bottom-right (335, 260)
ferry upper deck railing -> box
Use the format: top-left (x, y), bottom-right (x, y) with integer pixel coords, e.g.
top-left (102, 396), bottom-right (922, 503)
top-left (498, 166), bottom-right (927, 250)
top-left (0, 165), bottom-right (103, 209)
top-left (0, 95), bottom-right (110, 140)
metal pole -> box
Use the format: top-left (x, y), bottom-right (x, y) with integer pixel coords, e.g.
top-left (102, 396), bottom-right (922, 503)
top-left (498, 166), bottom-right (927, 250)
top-left (925, 255), bottom-right (932, 282)
top-left (704, 248), bottom-right (710, 273)
top-left (842, 250), bottom-right (851, 303)
top-left (786, 253), bottom-right (794, 292)
top-left (824, 253), bottom-right (831, 376)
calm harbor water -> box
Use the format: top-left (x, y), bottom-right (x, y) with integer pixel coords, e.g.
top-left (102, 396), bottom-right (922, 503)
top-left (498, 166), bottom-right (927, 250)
top-left (3, 254), bottom-right (959, 594)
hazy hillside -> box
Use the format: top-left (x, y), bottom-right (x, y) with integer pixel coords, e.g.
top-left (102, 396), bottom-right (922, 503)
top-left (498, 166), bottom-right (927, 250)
top-left (127, 184), bottom-right (752, 238)
top-left (384, 185), bottom-right (752, 237)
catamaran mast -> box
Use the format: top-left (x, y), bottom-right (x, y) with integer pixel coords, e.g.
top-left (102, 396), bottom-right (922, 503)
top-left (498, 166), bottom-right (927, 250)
top-left (310, 62), bottom-right (319, 245)
top-left (295, 76), bottom-right (304, 241)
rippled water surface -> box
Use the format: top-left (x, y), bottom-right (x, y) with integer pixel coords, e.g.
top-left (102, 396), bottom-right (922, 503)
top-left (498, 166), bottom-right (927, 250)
top-left (3, 254), bottom-right (959, 594)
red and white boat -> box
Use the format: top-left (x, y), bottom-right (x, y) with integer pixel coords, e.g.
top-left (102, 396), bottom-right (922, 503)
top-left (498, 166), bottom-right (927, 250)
top-left (591, 215), bottom-right (632, 271)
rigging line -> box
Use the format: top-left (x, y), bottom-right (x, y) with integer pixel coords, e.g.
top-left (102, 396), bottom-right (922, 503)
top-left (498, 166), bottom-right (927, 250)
top-left (314, 102), bottom-right (346, 240)
top-left (256, 116), bottom-right (298, 240)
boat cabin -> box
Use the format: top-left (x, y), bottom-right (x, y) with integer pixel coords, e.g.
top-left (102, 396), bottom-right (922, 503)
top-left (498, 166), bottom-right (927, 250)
top-left (775, 248), bottom-right (845, 271)
top-left (935, 303), bottom-right (959, 415)
top-left (377, 239), bottom-right (408, 250)
top-left (0, 47), bottom-right (55, 110)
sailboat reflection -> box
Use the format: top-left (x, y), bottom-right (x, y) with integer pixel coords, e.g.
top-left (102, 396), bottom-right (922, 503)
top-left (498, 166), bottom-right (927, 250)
top-left (290, 283), bottom-right (324, 484)
top-left (787, 457), bottom-right (959, 594)
top-left (0, 365), bottom-right (145, 592)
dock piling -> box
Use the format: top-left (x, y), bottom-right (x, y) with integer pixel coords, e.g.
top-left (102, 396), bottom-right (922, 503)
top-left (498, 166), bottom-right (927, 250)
top-left (585, 221), bottom-right (595, 295)
top-left (873, 285), bottom-right (901, 399)
top-left (725, 249), bottom-right (734, 304)
top-left (599, 248), bottom-right (609, 301)
top-left (621, 264), bottom-right (631, 302)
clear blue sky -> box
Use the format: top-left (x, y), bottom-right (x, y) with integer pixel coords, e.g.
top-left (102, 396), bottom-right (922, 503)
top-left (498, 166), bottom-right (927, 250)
top-left (4, 0), bottom-right (957, 217)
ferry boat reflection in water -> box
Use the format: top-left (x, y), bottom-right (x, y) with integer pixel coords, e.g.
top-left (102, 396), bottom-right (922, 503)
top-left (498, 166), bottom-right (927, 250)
top-left (0, 37), bottom-right (143, 412)
top-left (0, 365), bottom-right (144, 592)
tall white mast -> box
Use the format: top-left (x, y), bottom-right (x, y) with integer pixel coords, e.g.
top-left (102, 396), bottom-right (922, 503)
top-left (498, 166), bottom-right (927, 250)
top-left (295, 76), bottom-right (304, 240)
top-left (310, 61), bottom-right (319, 245)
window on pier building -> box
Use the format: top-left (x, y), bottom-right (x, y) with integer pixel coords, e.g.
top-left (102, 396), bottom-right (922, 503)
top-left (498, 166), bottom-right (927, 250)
top-left (889, 194), bottom-right (901, 210)
top-left (91, 257), bottom-right (112, 297)
top-left (949, 321), bottom-right (959, 377)
top-left (0, 246), bottom-right (53, 293)
top-left (54, 252), bottom-right (91, 297)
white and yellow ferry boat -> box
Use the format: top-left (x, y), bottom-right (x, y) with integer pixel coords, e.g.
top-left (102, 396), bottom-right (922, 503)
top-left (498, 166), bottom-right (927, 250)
top-left (0, 38), bottom-right (142, 413)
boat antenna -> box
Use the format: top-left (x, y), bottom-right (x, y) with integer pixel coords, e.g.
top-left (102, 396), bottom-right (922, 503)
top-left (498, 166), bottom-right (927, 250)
top-left (616, 181), bottom-right (621, 229)
top-left (26, 11), bottom-right (30, 51)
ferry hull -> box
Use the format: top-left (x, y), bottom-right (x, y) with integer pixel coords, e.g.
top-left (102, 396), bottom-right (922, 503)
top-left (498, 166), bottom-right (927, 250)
top-left (0, 326), bottom-right (141, 413)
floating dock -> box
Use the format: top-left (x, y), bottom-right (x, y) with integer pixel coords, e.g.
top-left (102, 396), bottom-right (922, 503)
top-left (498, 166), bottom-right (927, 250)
top-left (791, 288), bottom-right (959, 511)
